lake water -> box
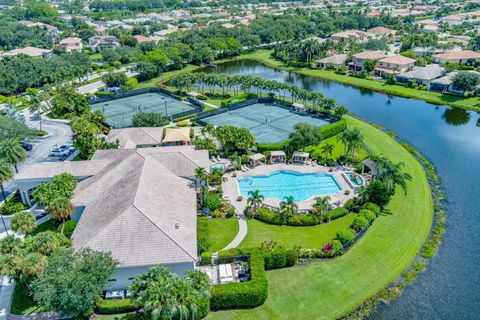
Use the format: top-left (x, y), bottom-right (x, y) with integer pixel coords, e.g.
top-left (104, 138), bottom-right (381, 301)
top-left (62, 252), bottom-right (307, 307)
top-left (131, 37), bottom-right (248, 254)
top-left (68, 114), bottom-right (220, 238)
top-left (205, 60), bottom-right (480, 319)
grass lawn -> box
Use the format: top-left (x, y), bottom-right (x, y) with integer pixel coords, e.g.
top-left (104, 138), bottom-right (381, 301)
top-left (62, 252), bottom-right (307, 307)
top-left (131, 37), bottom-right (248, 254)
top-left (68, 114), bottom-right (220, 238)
top-left (198, 218), bottom-right (239, 253)
top-left (224, 50), bottom-right (480, 112)
top-left (11, 282), bottom-right (46, 315)
top-left (306, 135), bottom-right (369, 163)
top-left (137, 65), bottom-right (200, 89)
top-left (238, 215), bottom-right (355, 249)
top-left (208, 115), bottom-right (432, 319)
top-left (208, 218), bottom-right (239, 252)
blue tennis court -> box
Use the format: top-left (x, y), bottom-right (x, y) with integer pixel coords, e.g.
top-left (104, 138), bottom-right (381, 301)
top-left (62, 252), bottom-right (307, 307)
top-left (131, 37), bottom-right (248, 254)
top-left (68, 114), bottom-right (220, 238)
top-left (201, 103), bottom-right (330, 143)
top-left (90, 92), bottom-right (196, 128)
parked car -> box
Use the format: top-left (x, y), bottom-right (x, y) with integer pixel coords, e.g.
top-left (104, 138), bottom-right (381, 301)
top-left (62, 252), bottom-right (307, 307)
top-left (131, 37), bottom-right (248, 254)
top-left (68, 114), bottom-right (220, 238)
top-left (49, 144), bottom-right (75, 157)
top-left (21, 141), bottom-right (33, 151)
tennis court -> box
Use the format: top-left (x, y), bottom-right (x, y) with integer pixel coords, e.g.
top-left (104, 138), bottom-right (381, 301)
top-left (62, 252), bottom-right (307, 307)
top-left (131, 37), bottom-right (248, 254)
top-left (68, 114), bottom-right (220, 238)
top-left (90, 92), bottom-right (197, 128)
top-left (201, 103), bottom-right (330, 143)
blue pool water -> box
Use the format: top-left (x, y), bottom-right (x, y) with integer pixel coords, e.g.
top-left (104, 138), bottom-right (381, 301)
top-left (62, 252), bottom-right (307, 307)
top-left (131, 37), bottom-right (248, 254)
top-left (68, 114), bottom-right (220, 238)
top-left (237, 170), bottom-right (342, 202)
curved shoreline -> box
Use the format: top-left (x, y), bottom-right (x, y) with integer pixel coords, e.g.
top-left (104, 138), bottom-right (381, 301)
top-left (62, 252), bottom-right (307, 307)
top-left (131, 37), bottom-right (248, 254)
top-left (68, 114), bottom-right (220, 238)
top-left (207, 116), bottom-right (434, 320)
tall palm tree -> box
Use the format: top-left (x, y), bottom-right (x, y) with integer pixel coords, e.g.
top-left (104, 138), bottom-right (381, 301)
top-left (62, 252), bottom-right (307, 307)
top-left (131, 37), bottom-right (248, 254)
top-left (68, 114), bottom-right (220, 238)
top-left (247, 189), bottom-right (264, 212)
top-left (280, 196), bottom-right (298, 216)
top-left (313, 196), bottom-right (330, 215)
top-left (194, 167), bottom-right (209, 205)
top-left (21, 252), bottom-right (48, 278)
top-left (336, 130), bottom-right (351, 157)
top-left (376, 156), bottom-right (412, 194)
top-left (320, 143), bottom-right (335, 161)
top-left (0, 138), bottom-right (26, 173)
top-left (0, 160), bottom-right (13, 236)
top-left (347, 127), bottom-right (364, 158)
top-left (10, 211), bottom-right (36, 235)
top-left (46, 196), bottom-right (73, 233)
top-left (357, 185), bottom-right (369, 204)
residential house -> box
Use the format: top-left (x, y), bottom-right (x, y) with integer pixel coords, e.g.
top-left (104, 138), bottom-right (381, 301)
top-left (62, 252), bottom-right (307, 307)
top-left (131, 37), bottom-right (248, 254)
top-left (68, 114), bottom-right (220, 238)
top-left (412, 46), bottom-right (462, 57)
top-left (432, 50), bottom-right (480, 65)
top-left (18, 21), bottom-right (60, 38)
top-left (2, 47), bottom-right (53, 58)
top-left (89, 35), bottom-right (120, 51)
top-left (349, 51), bottom-right (386, 72)
top-left (374, 55), bottom-right (416, 76)
top-left (134, 35), bottom-right (154, 44)
top-left (367, 26), bottom-right (395, 38)
top-left (14, 142), bottom-right (210, 290)
top-left (331, 29), bottom-right (369, 43)
top-left (416, 19), bottom-right (440, 33)
top-left (428, 71), bottom-right (480, 94)
top-left (396, 64), bottom-right (446, 85)
top-left (315, 54), bottom-right (348, 69)
top-left (59, 37), bottom-right (83, 53)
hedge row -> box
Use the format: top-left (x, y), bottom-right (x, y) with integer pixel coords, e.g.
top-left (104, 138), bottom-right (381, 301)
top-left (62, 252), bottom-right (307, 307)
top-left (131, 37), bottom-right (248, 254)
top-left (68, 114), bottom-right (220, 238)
top-left (264, 248), bottom-right (297, 270)
top-left (256, 141), bottom-right (289, 153)
top-left (318, 118), bottom-right (347, 140)
top-left (253, 207), bottom-right (349, 226)
top-left (210, 248), bottom-right (268, 310)
top-left (95, 298), bottom-right (139, 314)
top-left (298, 240), bottom-right (344, 259)
top-left (200, 252), bottom-right (212, 266)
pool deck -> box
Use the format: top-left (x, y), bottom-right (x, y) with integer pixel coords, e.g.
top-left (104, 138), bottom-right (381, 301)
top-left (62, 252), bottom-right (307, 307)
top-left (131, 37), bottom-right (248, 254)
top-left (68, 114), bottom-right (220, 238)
top-left (222, 163), bottom-right (357, 212)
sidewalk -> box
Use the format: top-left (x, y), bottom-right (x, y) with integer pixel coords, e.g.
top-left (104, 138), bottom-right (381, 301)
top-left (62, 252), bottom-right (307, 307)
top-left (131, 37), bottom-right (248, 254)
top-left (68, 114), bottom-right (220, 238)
top-left (0, 277), bottom-right (13, 320)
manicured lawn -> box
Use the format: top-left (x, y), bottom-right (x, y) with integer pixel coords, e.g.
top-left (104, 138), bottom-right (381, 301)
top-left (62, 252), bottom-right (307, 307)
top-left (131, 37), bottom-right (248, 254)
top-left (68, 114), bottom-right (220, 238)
top-left (208, 218), bottom-right (239, 252)
top-left (225, 50), bottom-right (480, 112)
top-left (198, 217), bottom-right (239, 253)
top-left (238, 215), bottom-right (355, 249)
top-left (208, 116), bottom-right (432, 319)
top-left (306, 134), bottom-right (369, 163)
top-left (11, 282), bottom-right (46, 315)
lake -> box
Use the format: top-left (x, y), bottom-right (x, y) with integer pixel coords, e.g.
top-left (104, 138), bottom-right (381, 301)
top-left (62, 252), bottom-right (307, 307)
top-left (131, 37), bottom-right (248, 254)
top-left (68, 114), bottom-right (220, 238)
top-left (204, 60), bottom-right (480, 319)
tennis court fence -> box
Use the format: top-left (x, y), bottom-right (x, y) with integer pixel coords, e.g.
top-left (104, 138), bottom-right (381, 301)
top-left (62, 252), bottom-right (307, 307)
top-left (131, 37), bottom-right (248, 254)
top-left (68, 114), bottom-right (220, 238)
top-left (89, 87), bottom-right (176, 104)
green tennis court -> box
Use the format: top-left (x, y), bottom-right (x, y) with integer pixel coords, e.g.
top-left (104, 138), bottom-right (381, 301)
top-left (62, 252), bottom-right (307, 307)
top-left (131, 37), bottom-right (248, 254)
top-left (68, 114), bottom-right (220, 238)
top-left (201, 103), bottom-right (330, 143)
top-left (90, 92), bottom-right (197, 128)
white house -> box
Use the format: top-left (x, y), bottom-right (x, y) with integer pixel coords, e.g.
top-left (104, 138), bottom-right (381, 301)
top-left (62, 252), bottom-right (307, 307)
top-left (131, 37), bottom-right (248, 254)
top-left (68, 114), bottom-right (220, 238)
top-left (14, 141), bottom-right (210, 289)
top-left (59, 37), bottom-right (83, 52)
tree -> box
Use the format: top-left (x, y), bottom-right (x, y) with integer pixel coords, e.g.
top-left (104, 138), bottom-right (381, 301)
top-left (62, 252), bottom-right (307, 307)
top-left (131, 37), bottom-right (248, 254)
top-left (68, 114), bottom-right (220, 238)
top-left (363, 59), bottom-right (377, 73)
top-left (26, 88), bottom-right (48, 131)
top-left (365, 179), bottom-right (393, 210)
top-left (320, 143), bottom-right (335, 161)
top-left (279, 196), bottom-right (298, 223)
top-left (50, 86), bottom-right (90, 118)
top-left (313, 196), bottom-right (330, 215)
top-left (29, 231), bottom-right (60, 255)
top-left (288, 123), bottom-right (321, 152)
top-left (31, 248), bottom-right (117, 318)
top-left (132, 112), bottom-right (169, 127)
top-left (130, 266), bottom-right (211, 320)
top-left (46, 197), bottom-right (73, 233)
top-left (451, 72), bottom-right (480, 93)
top-left (214, 126), bottom-right (256, 154)
top-left (195, 167), bottom-right (209, 205)
top-left (0, 160), bottom-right (13, 202)
top-left (376, 156), bottom-right (412, 194)
top-left (0, 138), bottom-right (26, 173)
top-left (21, 252), bottom-right (48, 278)
top-left (0, 254), bottom-right (21, 279)
top-left (102, 72), bottom-right (128, 88)
top-left (10, 211), bottom-right (36, 235)
top-left (247, 190), bottom-right (264, 212)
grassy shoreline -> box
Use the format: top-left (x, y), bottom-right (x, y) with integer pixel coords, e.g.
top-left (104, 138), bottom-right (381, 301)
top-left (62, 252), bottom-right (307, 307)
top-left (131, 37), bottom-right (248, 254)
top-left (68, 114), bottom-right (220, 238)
top-left (217, 50), bottom-right (480, 112)
top-left (208, 116), bottom-right (433, 320)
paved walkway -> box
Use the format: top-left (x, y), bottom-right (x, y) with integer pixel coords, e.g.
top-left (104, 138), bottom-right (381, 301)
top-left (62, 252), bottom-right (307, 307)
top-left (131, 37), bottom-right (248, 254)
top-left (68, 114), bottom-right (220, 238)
top-left (0, 277), bottom-right (13, 320)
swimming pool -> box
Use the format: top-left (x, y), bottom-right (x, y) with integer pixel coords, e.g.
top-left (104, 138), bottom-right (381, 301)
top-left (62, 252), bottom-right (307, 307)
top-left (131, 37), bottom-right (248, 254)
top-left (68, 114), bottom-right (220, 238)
top-left (237, 170), bottom-right (342, 202)
top-left (342, 172), bottom-right (365, 188)
top-left (211, 162), bottom-right (226, 171)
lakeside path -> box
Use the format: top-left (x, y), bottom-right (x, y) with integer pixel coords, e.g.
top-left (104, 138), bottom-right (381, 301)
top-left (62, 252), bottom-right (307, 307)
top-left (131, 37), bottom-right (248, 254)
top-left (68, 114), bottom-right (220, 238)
top-left (216, 49), bottom-right (480, 112)
top-left (207, 116), bottom-right (433, 320)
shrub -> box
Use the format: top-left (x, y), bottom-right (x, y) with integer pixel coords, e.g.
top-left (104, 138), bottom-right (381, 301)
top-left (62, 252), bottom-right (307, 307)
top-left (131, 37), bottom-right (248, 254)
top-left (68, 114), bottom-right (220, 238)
top-left (351, 216), bottom-right (369, 230)
top-left (210, 249), bottom-right (268, 310)
top-left (176, 120), bottom-right (189, 127)
top-left (211, 209), bottom-right (225, 218)
top-left (285, 249), bottom-right (298, 267)
top-left (331, 239), bottom-right (344, 255)
top-left (196, 298), bottom-right (210, 319)
top-left (204, 194), bottom-right (222, 211)
top-left (326, 207), bottom-right (349, 221)
top-left (200, 252), bottom-right (212, 265)
top-left (264, 247), bottom-right (287, 270)
top-left (0, 201), bottom-right (26, 215)
top-left (336, 229), bottom-right (356, 245)
top-left (95, 298), bottom-right (138, 314)
top-left (218, 248), bottom-right (242, 264)
top-left (318, 119), bottom-right (347, 139)
top-left (56, 220), bottom-right (77, 238)
top-left (256, 142), bottom-right (287, 153)
top-left (361, 202), bottom-right (381, 215)
top-left (225, 207), bottom-right (235, 218)
top-left (287, 213), bottom-right (319, 226)
top-left (36, 130), bottom-right (48, 136)
top-left (254, 208), bottom-right (283, 225)
top-left (344, 199), bottom-right (355, 211)
top-left (360, 209), bottom-right (376, 222)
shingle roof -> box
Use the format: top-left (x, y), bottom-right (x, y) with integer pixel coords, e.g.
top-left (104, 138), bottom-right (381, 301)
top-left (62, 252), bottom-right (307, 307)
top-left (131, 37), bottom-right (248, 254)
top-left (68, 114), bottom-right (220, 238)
top-left (316, 54), bottom-right (348, 65)
top-left (67, 145), bottom-right (208, 267)
top-left (107, 127), bottom-right (163, 149)
top-left (15, 160), bottom-right (112, 180)
top-left (433, 50), bottom-right (480, 60)
top-left (353, 50), bottom-right (385, 60)
top-left (397, 64), bottom-right (445, 81)
top-left (367, 26), bottom-right (393, 34)
top-left (378, 55), bottom-right (416, 65)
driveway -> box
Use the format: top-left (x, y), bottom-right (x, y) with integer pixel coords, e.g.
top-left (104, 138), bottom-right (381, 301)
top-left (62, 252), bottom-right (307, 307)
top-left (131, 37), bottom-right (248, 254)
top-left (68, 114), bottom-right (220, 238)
top-left (76, 69), bottom-right (136, 94)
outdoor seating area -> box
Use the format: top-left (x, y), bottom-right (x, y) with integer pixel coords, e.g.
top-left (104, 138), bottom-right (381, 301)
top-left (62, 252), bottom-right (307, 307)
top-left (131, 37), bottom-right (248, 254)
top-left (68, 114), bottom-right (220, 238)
top-left (292, 151), bottom-right (310, 164)
top-left (248, 153), bottom-right (266, 167)
top-left (270, 150), bottom-right (286, 163)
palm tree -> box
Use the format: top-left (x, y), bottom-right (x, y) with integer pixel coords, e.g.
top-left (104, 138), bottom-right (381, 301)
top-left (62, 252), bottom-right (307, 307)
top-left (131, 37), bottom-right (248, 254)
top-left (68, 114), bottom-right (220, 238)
top-left (347, 127), bottom-right (364, 159)
top-left (376, 156), bottom-right (412, 194)
top-left (313, 196), bottom-right (330, 215)
top-left (247, 189), bottom-right (264, 212)
top-left (27, 88), bottom-right (48, 131)
top-left (46, 196), bottom-right (73, 233)
top-left (0, 138), bottom-right (27, 173)
top-left (336, 130), bottom-right (351, 157)
top-left (280, 196), bottom-right (298, 216)
top-left (195, 167), bottom-right (209, 205)
top-left (320, 143), bottom-right (335, 162)
top-left (357, 185), bottom-right (369, 204)
top-left (21, 252), bottom-right (48, 278)
top-left (0, 254), bottom-right (21, 279)
top-left (10, 211), bottom-right (36, 235)
top-left (0, 160), bottom-right (13, 235)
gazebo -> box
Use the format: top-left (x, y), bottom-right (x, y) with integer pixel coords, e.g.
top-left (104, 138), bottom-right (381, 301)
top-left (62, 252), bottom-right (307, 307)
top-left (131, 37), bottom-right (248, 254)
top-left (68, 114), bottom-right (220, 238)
top-left (248, 153), bottom-right (266, 167)
top-left (361, 158), bottom-right (378, 177)
top-left (292, 102), bottom-right (308, 113)
top-left (270, 150), bottom-right (286, 163)
top-left (162, 127), bottom-right (191, 146)
top-left (292, 151), bottom-right (309, 164)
